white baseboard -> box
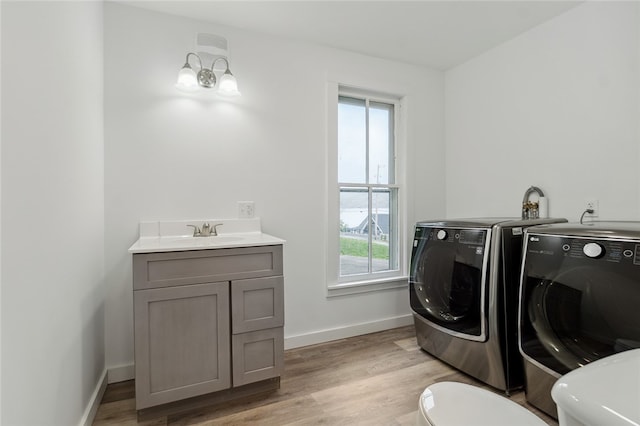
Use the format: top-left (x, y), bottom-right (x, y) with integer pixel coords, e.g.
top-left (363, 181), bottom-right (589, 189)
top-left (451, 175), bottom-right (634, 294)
top-left (108, 364), bottom-right (135, 383)
top-left (284, 314), bottom-right (414, 349)
top-left (79, 368), bottom-right (108, 426)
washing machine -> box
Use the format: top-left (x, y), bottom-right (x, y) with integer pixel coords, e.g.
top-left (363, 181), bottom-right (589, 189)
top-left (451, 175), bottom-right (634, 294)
top-left (409, 217), bottom-right (567, 393)
top-left (518, 222), bottom-right (640, 418)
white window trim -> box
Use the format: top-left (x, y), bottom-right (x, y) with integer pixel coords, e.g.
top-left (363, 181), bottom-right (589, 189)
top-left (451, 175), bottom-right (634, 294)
top-left (326, 82), bottom-right (408, 297)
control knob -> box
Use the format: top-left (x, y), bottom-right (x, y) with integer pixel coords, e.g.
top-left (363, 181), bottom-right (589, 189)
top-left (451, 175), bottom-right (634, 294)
top-left (437, 230), bottom-right (448, 240)
top-left (583, 242), bottom-right (604, 258)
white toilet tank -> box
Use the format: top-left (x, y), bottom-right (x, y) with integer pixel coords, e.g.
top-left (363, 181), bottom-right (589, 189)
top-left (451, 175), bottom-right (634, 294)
top-left (552, 348), bottom-right (640, 426)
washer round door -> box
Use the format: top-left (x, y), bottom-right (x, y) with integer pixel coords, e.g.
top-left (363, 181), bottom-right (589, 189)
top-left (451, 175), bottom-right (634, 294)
top-left (520, 235), bottom-right (640, 375)
top-left (410, 227), bottom-right (490, 341)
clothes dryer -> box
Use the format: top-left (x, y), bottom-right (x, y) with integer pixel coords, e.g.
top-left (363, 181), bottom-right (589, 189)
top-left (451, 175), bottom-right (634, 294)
top-left (409, 218), bottom-right (566, 393)
top-left (518, 222), bottom-right (640, 418)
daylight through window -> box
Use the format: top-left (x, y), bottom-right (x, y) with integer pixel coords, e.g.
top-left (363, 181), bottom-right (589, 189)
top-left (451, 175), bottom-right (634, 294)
top-left (338, 94), bottom-right (399, 280)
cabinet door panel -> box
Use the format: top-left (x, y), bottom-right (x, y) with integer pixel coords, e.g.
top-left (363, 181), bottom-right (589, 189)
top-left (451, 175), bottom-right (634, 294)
top-left (231, 276), bottom-right (284, 334)
top-left (232, 328), bottom-right (284, 386)
top-left (134, 282), bottom-right (230, 409)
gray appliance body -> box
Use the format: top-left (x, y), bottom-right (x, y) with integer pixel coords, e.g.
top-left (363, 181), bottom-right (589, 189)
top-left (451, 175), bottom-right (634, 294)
top-left (409, 217), bottom-right (567, 393)
top-left (518, 222), bottom-right (640, 418)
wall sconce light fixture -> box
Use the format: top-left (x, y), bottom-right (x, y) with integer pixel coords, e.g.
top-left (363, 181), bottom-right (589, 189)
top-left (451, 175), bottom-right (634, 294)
top-left (176, 53), bottom-right (240, 96)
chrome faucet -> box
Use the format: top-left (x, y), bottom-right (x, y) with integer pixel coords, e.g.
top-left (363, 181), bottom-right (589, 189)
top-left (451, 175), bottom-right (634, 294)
top-left (187, 222), bottom-right (224, 237)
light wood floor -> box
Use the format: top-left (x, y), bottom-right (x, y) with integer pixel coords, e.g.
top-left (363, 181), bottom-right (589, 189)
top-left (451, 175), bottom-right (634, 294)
top-left (93, 326), bottom-right (558, 425)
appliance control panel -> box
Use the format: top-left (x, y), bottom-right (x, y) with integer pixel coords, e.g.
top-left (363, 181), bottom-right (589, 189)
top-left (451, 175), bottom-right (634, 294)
top-left (530, 234), bottom-right (640, 265)
top-left (414, 226), bottom-right (487, 246)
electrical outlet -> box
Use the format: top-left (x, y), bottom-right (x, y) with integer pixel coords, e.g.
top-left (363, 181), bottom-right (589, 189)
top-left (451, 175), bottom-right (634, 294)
top-left (238, 201), bottom-right (255, 219)
top-left (585, 199), bottom-right (599, 217)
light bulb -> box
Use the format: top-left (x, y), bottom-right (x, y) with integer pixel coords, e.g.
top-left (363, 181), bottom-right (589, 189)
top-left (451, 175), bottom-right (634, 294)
top-left (218, 71), bottom-right (240, 96)
top-left (176, 66), bottom-right (198, 91)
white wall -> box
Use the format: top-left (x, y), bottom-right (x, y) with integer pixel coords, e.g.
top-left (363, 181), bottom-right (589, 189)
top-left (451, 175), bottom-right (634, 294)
top-left (0, 0), bottom-right (636, 421)
top-left (104, 3), bottom-right (445, 373)
top-left (445, 1), bottom-right (640, 221)
top-left (0, 2), bottom-right (3, 421)
top-left (1, 2), bottom-right (105, 425)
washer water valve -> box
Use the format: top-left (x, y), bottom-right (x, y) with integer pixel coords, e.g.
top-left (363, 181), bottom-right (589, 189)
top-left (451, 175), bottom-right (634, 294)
top-left (522, 186), bottom-right (546, 220)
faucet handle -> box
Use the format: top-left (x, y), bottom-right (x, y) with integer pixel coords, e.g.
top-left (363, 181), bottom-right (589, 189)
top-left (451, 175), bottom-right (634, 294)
top-left (187, 224), bottom-right (201, 236)
top-left (213, 223), bottom-right (224, 236)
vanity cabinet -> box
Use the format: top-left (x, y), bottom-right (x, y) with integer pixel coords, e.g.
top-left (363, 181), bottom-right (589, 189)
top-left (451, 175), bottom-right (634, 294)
top-left (132, 245), bottom-right (284, 410)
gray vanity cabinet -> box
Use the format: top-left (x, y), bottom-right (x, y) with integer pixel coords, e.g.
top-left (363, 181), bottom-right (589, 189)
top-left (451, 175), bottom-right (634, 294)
top-left (133, 245), bottom-right (284, 411)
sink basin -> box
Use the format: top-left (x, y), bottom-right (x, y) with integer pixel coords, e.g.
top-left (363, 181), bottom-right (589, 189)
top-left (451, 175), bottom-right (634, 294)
top-left (160, 236), bottom-right (243, 245)
top-left (205, 236), bottom-right (242, 243)
top-left (197, 236), bottom-right (243, 244)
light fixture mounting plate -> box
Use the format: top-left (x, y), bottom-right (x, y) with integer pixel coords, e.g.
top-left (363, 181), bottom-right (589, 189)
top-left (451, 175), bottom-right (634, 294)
top-left (197, 69), bottom-right (216, 88)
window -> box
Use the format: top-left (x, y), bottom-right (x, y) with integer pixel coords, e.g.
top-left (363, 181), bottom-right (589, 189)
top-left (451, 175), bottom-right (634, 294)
top-left (336, 92), bottom-right (400, 285)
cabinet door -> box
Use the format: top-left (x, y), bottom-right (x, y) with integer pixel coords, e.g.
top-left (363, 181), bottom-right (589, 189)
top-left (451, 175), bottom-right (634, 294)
top-left (232, 328), bottom-right (284, 386)
top-left (231, 276), bottom-right (284, 334)
top-left (134, 282), bottom-right (230, 410)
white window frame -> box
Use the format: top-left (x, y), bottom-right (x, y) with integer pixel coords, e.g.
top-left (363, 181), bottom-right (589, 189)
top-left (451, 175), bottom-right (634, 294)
top-left (326, 83), bottom-right (408, 297)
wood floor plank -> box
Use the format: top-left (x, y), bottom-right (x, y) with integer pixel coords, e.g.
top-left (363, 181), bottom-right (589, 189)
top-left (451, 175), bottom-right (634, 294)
top-left (176, 396), bottom-right (325, 426)
top-left (310, 360), bottom-right (454, 424)
top-left (101, 380), bottom-right (137, 404)
top-left (395, 411), bottom-right (418, 426)
top-left (93, 398), bottom-right (167, 426)
top-left (393, 337), bottom-right (421, 352)
top-left (93, 326), bottom-right (558, 426)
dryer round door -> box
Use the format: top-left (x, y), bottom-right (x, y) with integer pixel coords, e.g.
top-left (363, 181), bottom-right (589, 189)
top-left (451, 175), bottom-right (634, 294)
top-left (410, 227), bottom-right (489, 340)
top-left (520, 235), bottom-right (640, 375)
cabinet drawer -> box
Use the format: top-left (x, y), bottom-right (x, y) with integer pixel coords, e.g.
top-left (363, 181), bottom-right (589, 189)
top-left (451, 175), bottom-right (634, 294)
top-left (133, 245), bottom-right (283, 290)
top-left (231, 276), bottom-right (284, 334)
top-left (232, 328), bottom-right (284, 386)
top-left (134, 282), bottom-right (231, 409)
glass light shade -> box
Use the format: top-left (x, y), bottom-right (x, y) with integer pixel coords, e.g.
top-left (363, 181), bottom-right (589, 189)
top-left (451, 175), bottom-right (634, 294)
top-left (176, 66), bottom-right (198, 90)
top-left (217, 72), bottom-right (240, 96)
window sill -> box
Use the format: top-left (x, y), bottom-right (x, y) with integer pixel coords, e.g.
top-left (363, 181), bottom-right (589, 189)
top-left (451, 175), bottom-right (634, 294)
top-left (327, 276), bottom-right (408, 297)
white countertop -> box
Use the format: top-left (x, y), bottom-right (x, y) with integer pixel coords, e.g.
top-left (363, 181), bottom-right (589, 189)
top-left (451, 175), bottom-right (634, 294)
top-left (128, 218), bottom-right (285, 254)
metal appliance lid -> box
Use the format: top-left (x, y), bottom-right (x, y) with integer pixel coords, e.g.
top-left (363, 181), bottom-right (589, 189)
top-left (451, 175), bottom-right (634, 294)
top-left (415, 217), bottom-right (567, 229)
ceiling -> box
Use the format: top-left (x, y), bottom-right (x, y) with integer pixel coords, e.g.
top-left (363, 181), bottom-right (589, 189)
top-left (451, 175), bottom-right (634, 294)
top-left (120, 1), bottom-right (583, 70)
